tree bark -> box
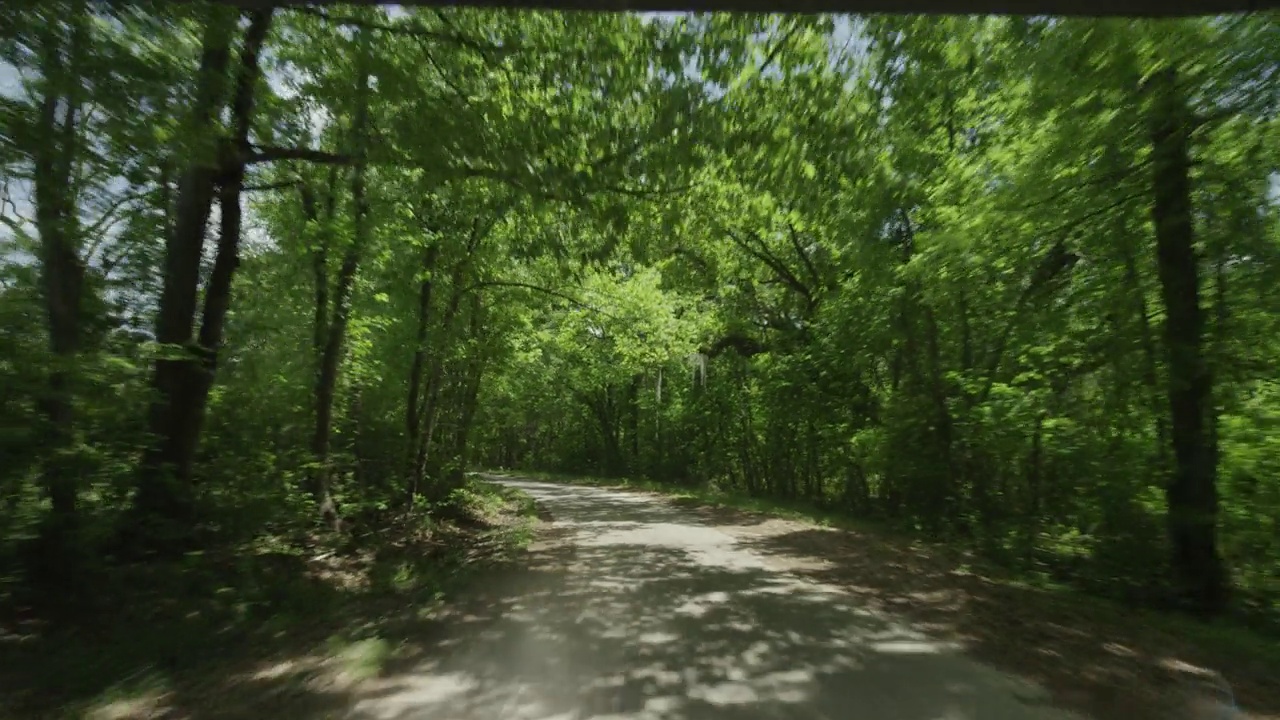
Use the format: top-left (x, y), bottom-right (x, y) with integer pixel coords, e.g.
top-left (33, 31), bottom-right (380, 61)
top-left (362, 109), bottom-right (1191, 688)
top-left (299, 170), bottom-right (342, 359)
top-left (310, 31), bottom-right (373, 525)
top-left (405, 241), bottom-right (441, 495)
top-left (135, 8), bottom-right (243, 522)
top-left (411, 230), bottom-right (484, 490)
top-left (1147, 65), bottom-right (1227, 614)
top-left (138, 10), bottom-right (273, 527)
top-left (440, 296), bottom-right (487, 496)
top-left (627, 373), bottom-right (641, 470)
top-left (32, 4), bottom-right (88, 526)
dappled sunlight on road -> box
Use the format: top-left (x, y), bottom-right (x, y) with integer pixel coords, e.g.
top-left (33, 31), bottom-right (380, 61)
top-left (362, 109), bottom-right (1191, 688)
top-left (344, 480), bottom-right (1077, 720)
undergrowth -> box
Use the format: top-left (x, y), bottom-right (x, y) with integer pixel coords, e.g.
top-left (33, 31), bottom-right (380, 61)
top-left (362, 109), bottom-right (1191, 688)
top-left (0, 479), bottom-right (539, 720)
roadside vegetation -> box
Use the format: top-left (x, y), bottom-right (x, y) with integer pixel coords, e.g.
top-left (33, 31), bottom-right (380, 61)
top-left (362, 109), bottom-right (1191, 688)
top-left (1, 479), bottom-right (537, 719)
top-left (1, 2), bottom-right (1277, 715)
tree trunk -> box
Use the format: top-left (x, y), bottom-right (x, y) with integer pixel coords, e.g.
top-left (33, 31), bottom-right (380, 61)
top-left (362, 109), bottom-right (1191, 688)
top-left (134, 9), bottom-right (248, 522)
top-left (414, 370), bottom-right (446, 486)
top-left (1022, 412), bottom-right (1045, 566)
top-left (627, 373), bottom-right (641, 471)
top-left (1147, 65), bottom-right (1227, 614)
top-left (1205, 207), bottom-right (1235, 525)
top-left (923, 301), bottom-right (958, 526)
top-left (588, 388), bottom-right (623, 477)
top-left (32, 5), bottom-right (88, 526)
top-left (310, 32), bottom-right (372, 525)
top-left (405, 242), bottom-right (441, 496)
top-left (412, 259), bottom-right (472, 491)
top-left (299, 170), bottom-right (341, 359)
top-left (441, 297), bottom-right (487, 496)
top-left (1122, 241), bottom-right (1171, 464)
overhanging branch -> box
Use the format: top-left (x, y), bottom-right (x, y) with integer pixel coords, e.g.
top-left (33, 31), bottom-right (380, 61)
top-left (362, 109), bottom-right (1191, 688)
top-left (247, 145), bottom-right (354, 165)
top-left (462, 279), bottom-right (617, 319)
top-left (243, 179), bottom-right (303, 192)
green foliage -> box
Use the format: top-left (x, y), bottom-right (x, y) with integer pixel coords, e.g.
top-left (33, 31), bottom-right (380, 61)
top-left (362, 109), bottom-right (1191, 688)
top-left (473, 13), bottom-right (1280, 624)
top-left (1, 1), bottom-right (1277, 646)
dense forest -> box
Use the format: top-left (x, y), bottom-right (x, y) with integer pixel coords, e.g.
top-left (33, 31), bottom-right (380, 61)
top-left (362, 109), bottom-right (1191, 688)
top-left (1, 2), bottom-right (1277, 632)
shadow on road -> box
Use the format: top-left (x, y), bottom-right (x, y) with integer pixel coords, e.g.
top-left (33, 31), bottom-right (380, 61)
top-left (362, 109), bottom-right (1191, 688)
top-left (18, 480), bottom-right (1250, 719)
top-left (727, 524), bottom-right (1270, 720)
top-left (306, 481), bottom-right (1078, 720)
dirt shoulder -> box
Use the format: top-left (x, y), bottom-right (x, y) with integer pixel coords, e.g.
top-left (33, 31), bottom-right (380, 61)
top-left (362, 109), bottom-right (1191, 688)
top-left (671, 499), bottom-right (1277, 720)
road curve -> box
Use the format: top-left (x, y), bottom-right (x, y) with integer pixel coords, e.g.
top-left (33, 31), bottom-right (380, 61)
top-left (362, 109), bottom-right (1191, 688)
top-left (350, 478), bottom-right (1088, 720)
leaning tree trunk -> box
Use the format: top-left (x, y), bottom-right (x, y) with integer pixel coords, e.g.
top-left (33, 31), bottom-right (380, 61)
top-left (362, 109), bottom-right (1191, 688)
top-left (1147, 65), bottom-right (1227, 614)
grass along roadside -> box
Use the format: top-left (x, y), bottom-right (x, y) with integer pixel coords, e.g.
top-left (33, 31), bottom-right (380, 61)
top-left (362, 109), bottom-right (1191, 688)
top-left (492, 468), bottom-right (1279, 719)
top-left (0, 479), bottom-right (540, 720)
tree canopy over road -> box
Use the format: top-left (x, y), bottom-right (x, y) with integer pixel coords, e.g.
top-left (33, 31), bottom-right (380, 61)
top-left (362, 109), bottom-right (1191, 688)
top-left (2, 2), bottom-right (1277, 647)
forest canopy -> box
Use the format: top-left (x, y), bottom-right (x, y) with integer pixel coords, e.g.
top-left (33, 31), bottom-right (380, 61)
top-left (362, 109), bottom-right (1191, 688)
top-left (1, 3), bottom-right (1278, 625)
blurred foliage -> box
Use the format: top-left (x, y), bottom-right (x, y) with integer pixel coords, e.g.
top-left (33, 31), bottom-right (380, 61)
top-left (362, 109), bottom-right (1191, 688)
top-left (0, 2), bottom-right (1277, 646)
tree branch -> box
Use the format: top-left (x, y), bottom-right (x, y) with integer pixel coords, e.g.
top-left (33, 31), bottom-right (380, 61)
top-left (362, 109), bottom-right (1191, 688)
top-left (247, 145), bottom-right (354, 165)
top-left (243, 179), bottom-right (303, 192)
top-left (597, 182), bottom-right (696, 198)
top-left (82, 190), bottom-right (147, 252)
top-left (1017, 160), bottom-right (1149, 214)
top-left (725, 228), bottom-right (816, 312)
top-left (463, 279), bottom-right (618, 319)
top-left (787, 222), bottom-right (822, 290)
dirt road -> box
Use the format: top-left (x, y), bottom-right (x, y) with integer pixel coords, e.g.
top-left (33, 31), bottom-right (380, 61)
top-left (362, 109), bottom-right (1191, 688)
top-left (346, 478), bottom-right (1086, 720)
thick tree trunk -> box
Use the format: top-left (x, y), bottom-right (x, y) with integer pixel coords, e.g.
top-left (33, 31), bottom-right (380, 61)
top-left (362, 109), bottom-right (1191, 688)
top-left (310, 315), bottom-right (344, 518)
top-left (1147, 66), bottom-right (1227, 614)
top-left (178, 145), bottom-right (250, 463)
top-left (135, 9), bottom-right (243, 521)
top-left (32, 5), bottom-right (88, 526)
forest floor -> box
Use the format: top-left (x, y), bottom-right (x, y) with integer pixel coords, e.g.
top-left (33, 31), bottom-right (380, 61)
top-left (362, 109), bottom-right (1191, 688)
top-left (509, 470), bottom-right (1280, 720)
top-left (0, 481), bottom-right (541, 720)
